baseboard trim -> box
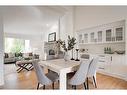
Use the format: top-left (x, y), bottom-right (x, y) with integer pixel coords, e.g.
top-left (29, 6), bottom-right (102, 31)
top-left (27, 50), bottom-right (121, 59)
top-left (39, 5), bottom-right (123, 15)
top-left (97, 71), bottom-right (127, 81)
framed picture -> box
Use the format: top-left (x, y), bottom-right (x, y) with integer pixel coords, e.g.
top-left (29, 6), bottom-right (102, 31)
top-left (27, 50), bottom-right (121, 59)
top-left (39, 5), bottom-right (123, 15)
top-left (48, 32), bottom-right (56, 42)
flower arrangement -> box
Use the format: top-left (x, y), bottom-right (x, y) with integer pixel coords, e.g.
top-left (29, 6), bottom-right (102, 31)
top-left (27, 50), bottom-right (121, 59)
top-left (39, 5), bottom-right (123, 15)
top-left (56, 36), bottom-right (76, 52)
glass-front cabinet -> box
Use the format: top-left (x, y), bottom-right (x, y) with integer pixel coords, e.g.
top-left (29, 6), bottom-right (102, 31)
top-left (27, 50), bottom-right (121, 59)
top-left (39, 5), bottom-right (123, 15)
top-left (90, 32), bottom-right (95, 43)
top-left (84, 33), bottom-right (88, 43)
top-left (105, 26), bottom-right (124, 43)
top-left (78, 34), bottom-right (83, 44)
top-left (77, 20), bottom-right (125, 44)
top-left (106, 29), bottom-right (112, 42)
top-left (97, 31), bottom-right (102, 42)
top-left (115, 26), bottom-right (124, 42)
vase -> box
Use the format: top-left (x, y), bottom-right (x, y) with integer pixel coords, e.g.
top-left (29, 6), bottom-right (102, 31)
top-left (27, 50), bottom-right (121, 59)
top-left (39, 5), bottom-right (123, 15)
top-left (64, 51), bottom-right (70, 61)
top-left (71, 48), bottom-right (75, 60)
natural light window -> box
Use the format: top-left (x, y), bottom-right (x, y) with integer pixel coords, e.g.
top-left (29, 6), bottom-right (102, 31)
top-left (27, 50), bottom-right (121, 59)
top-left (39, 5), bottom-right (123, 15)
top-left (5, 38), bottom-right (31, 53)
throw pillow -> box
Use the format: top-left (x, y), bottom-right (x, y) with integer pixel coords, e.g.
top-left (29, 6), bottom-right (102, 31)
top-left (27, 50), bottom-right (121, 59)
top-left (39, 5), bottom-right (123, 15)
top-left (8, 53), bottom-right (15, 58)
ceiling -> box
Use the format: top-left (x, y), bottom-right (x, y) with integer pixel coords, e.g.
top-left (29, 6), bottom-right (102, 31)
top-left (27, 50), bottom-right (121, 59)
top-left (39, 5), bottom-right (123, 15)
top-left (2, 6), bottom-right (69, 36)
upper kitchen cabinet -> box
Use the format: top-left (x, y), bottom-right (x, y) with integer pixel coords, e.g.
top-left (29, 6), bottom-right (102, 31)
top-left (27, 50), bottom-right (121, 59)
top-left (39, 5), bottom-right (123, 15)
top-left (115, 26), bottom-right (124, 42)
top-left (84, 33), bottom-right (88, 43)
top-left (77, 20), bottom-right (125, 44)
top-left (97, 31), bottom-right (103, 42)
top-left (78, 34), bottom-right (83, 44)
top-left (105, 29), bottom-right (113, 42)
top-left (90, 32), bottom-right (95, 43)
top-left (105, 26), bottom-right (124, 43)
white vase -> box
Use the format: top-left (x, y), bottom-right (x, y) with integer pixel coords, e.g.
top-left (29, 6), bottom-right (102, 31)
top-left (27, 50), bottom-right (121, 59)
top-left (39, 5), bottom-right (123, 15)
top-left (64, 51), bottom-right (70, 61)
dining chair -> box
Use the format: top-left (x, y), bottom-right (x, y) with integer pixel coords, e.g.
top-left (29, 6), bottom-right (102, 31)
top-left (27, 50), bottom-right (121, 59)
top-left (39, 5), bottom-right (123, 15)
top-left (68, 59), bottom-right (91, 89)
top-left (86, 56), bottom-right (99, 89)
top-left (67, 54), bottom-right (91, 79)
top-left (32, 60), bottom-right (59, 90)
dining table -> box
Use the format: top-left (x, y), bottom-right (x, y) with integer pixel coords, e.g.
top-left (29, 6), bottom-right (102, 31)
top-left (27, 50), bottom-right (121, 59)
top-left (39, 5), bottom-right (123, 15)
top-left (39, 59), bottom-right (80, 90)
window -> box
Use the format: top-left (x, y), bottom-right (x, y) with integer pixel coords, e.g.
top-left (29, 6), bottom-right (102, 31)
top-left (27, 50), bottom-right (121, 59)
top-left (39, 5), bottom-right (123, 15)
top-left (5, 38), bottom-right (31, 53)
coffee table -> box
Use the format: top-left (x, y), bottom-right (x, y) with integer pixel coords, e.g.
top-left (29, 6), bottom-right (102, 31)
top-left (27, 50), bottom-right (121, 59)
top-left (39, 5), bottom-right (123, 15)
top-left (16, 60), bottom-right (34, 73)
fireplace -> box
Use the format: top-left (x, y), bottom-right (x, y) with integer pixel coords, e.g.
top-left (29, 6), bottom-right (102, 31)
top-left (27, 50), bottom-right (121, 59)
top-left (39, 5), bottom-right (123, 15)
top-left (44, 42), bottom-right (64, 60)
top-left (49, 49), bottom-right (55, 55)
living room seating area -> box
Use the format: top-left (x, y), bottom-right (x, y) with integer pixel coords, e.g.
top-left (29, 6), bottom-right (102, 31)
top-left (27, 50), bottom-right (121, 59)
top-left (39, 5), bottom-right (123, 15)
top-left (4, 52), bottom-right (39, 64)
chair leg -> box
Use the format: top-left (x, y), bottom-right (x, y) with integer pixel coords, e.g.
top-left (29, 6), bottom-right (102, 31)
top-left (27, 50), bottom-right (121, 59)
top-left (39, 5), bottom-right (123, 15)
top-left (93, 76), bottom-right (97, 88)
top-left (83, 82), bottom-right (87, 89)
top-left (74, 85), bottom-right (76, 89)
top-left (72, 85), bottom-right (76, 89)
top-left (87, 77), bottom-right (89, 89)
top-left (37, 83), bottom-right (40, 90)
top-left (43, 85), bottom-right (45, 89)
top-left (72, 85), bottom-right (73, 89)
top-left (52, 82), bottom-right (54, 89)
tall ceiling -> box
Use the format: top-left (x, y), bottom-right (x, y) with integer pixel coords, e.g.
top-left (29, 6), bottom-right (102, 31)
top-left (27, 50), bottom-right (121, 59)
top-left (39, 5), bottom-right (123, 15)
top-left (2, 6), bottom-right (69, 36)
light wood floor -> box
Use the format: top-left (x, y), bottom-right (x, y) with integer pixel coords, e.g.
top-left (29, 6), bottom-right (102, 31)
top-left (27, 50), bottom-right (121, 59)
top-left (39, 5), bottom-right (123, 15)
top-left (2, 64), bottom-right (127, 89)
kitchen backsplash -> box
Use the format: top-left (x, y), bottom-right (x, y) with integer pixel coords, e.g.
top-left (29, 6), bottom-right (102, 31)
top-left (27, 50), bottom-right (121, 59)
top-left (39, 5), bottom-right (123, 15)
top-left (79, 42), bottom-right (125, 54)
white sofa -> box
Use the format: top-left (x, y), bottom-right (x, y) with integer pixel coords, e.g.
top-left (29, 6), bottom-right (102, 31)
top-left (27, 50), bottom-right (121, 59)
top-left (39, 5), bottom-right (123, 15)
top-left (4, 53), bottom-right (16, 64)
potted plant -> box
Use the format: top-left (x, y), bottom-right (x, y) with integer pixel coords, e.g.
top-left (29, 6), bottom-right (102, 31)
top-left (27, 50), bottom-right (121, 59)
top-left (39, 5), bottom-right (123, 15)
top-left (56, 36), bottom-right (76, 61)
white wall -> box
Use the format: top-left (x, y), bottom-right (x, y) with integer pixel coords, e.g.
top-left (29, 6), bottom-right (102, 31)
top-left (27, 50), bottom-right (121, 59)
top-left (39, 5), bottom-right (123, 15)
top-left (43, 22), bottom-right (59, 42)
top-left (4, 33), bottom-right (42, 41)
top-left (74, 6), bottom-right (127, 54)
top-left (60, 8), bottom-right (74, 40)
top-left (0, 15), bottom-right (4, 86)
top-left (41, 8), bottom-right (75, 58)
top-left (74, 6), bottom-right (127, 32)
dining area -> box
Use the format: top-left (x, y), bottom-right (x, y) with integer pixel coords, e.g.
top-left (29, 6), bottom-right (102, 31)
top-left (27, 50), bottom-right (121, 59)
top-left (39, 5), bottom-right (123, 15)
top-left (32, 54), bottom-right (98, 90)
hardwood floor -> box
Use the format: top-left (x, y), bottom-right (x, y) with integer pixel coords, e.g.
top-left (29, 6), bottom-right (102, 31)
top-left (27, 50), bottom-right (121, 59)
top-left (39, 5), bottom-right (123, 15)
top-left (2, 64), bottom-right (127, 89)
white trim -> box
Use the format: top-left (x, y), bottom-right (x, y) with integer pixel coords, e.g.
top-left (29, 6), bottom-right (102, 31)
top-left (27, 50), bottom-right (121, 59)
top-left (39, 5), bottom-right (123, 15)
top-left (97, 71), bottom-right (127, 81)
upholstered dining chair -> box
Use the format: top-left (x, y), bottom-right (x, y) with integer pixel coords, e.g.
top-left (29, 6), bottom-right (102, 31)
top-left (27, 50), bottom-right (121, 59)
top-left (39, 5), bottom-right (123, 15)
top-left (68, 59), bottom-right (91, 89)
top-left (86, 56), bottom-right (99, 89)
top-left (32, 60), bottom-right (59, 90)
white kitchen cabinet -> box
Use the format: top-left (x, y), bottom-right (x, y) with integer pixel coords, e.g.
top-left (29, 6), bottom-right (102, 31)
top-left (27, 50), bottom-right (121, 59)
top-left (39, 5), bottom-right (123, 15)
top-left (104, 26), bottom-right (124, 43)
top-left (97, 31), bottom-right (103, 42)
top-left (90, 32), bottom-right (95, 43)
top-left (78, 34), bottom-right (83, 44)
top-left (77, 20), bottom-right (125, 45)
top-left (114, 26), bottom-right (125, 42)
top-left (84, 33), bottom-right (88, 43)
top-left (97, 54), bottom-right (112, 73)
top-left (97, 54), bottom-right (126, 80)
top-left (105, 28), bottom-right (113, 42)
top-left (110, 55), bottom-right (126, 78)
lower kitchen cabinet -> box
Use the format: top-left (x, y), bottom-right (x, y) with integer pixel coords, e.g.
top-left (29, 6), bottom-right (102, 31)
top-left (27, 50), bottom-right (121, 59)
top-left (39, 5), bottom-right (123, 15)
top-left (111, 55), bottom-right (126, 78)
top-left (97, 54), bottom-right (126, 80)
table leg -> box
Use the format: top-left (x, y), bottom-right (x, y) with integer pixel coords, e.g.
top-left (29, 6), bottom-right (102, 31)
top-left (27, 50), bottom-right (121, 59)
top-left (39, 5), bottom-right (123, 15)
top-left (59, 70), bottom-right (67, 90)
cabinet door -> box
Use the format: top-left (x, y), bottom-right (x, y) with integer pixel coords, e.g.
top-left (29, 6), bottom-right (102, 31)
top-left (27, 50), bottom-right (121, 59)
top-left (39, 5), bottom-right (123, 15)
top-left (90, 32), bottom-right (95, 43)
top-left (97, 31), bottom-right (102, 42)
top-left (115, 26), bottom-right (124, 42)
top-left (97, 55), bottom-right (111, 73)
top-left (111, 55), bottom-right (126, 78)
top-left (84, 33), bottom-right (88, 43)
top-left (97, 55), bottom-right (106, 71)
top-left (78, 34), bottom-right (83, 43)
top-left (106, 29), bottom-right (112, 42)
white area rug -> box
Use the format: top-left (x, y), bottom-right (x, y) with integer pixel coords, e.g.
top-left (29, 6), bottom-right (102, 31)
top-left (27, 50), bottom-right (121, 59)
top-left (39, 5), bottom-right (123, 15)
top-left (4, 64), bottom-right (17, 76)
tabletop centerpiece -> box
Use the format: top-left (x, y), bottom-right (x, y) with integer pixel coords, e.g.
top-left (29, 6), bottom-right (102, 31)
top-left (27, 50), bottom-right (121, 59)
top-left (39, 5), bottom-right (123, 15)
top-left (56, 36), bottom-right (76, 61)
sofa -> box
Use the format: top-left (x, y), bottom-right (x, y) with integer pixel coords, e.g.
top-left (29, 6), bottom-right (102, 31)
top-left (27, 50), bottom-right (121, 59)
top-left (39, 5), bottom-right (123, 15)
top-left (4, 52), bottom-right (39, 64)
top-left (4, 53), bottom-right (16, 64)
